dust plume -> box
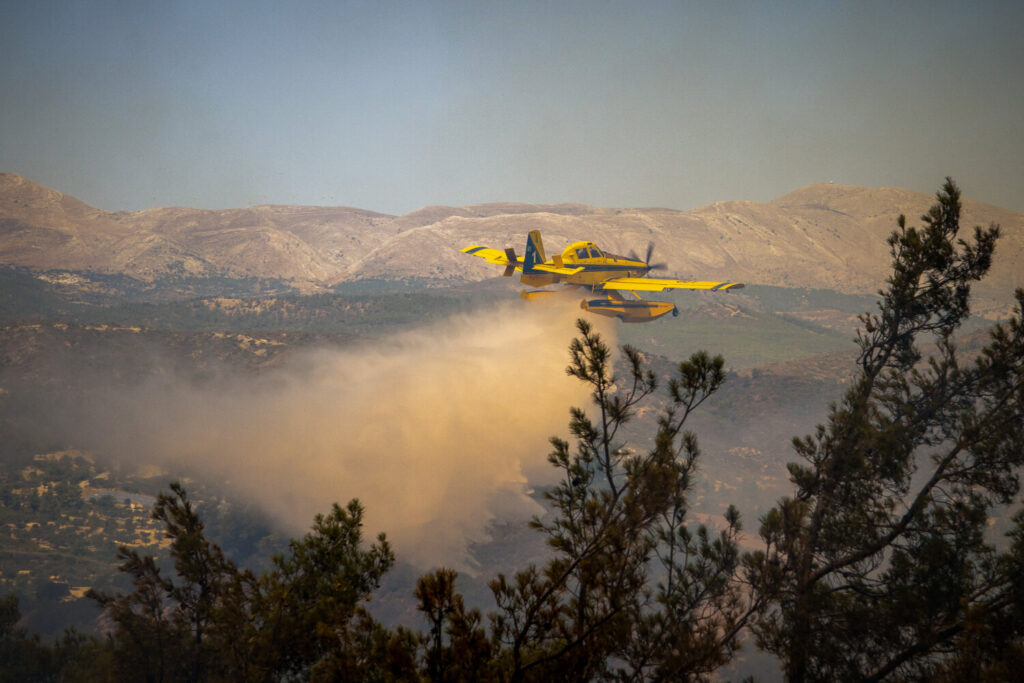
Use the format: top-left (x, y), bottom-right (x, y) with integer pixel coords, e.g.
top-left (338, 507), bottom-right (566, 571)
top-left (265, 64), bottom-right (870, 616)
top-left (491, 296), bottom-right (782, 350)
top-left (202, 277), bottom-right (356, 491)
top-left (80, 300), bottom-right (615, 569)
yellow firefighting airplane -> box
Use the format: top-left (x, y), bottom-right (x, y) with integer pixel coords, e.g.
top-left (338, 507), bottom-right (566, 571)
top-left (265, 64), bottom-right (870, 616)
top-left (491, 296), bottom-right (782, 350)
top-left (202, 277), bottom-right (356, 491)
top-left (462, 230), bottom-right (744, 323)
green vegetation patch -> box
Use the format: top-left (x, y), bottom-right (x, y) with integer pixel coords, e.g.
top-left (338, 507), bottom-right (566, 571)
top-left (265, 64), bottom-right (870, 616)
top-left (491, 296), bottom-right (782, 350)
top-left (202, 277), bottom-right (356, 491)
top-left (622, 293), bottom-right (854, 370)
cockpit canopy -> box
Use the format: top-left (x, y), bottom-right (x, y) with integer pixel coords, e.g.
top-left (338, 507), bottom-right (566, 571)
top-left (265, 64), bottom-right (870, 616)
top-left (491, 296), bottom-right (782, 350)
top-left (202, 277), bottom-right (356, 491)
top-left (563, 241), bottom-right (604, 261)
top-left (561, 240), bottom-right (638, 264)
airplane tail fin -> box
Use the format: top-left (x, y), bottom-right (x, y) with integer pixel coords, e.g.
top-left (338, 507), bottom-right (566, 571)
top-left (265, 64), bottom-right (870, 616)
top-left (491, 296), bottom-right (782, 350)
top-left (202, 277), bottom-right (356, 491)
top-left (524, 230), bottom-right (546, 272)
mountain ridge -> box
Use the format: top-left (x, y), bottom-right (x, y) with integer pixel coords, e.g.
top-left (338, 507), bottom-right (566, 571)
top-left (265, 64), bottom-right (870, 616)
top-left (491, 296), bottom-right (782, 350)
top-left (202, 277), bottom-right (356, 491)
top-left (1, 173), bottom-right (1020, 306)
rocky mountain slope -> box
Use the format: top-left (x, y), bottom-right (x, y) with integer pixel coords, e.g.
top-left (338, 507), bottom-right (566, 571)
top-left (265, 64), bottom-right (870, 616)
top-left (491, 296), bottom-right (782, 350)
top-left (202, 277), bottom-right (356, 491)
top-left (2, 173), bottom-right (1020, 306)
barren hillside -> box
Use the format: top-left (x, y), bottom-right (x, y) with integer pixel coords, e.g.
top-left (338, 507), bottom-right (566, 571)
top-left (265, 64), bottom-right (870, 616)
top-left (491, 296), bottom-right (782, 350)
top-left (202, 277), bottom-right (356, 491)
top-left (2, 173), bottom-right (1020, 307)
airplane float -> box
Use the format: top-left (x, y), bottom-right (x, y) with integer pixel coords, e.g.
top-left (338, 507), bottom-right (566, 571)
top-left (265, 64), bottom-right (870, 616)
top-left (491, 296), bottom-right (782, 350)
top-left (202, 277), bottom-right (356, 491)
top-left (462, 230), bottom-right (744, 323)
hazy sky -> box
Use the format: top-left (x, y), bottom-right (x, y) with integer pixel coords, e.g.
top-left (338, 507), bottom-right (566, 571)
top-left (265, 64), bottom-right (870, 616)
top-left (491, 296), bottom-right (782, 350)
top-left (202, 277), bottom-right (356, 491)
top-left (2, 0), bottom-right (1021, 214)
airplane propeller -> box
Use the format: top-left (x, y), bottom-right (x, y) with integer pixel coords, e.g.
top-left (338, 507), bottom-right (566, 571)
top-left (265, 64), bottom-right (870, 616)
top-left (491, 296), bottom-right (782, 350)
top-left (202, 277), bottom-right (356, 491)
top-left (630, 242), bottom-right (667, 273)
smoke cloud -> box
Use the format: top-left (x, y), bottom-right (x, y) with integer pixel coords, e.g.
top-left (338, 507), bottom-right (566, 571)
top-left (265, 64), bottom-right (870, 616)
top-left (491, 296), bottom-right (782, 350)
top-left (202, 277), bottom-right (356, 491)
top-left (74, 300), bottom-right (614, 569)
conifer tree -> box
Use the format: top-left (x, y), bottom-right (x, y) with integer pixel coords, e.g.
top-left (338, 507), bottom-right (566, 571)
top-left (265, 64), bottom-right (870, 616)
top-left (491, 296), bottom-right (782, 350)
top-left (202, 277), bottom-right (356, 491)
top-left (415, 568), bottom-right (493, 682)
top-left (255, 499), bottom-right (399, 680)
top-left (488, 319), bottom-right (751, 681)
top-left (89, 482), bottom-right (242, 682)
top-left (90, 486), bottom-right (402, 682)
top-left (746, 179), bottom-right (1024, 681)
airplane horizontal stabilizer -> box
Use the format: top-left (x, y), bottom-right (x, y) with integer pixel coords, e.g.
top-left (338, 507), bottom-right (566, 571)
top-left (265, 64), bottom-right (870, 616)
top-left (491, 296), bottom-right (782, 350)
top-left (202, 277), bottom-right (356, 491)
top-left (462, 245), bottom-right (512, 266)
top-left (531, 263), bottom-right (585, 276)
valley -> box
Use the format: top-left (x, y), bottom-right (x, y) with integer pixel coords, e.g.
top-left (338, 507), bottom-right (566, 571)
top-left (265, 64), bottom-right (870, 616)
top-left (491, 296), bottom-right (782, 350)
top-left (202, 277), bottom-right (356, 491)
top-left (0, 269), bottom-right (881, 637)
top-left (2, 176), bottom-right (1020, 655)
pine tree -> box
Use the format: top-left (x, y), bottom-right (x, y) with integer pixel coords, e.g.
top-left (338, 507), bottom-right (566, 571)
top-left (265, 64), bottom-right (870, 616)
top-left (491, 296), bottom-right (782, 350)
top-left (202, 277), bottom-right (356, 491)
top-left (90, 486), bottom-right (402, 682)
top-left (89, 482), bottom-right (252, 682)
top-left (415, 568), bottom-right (493, 681)
top-left (747, 179), bottom-right (1024, 681)
top-left (254, 499), bottom-right (398, 680)
top-left (488, 319), bottom-right (751, 681)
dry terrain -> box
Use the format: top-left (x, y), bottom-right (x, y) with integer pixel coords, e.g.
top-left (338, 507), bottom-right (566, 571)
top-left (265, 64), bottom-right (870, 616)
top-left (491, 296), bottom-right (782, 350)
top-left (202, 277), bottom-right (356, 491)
top-left (2, 173), bottom-right (1020, 312)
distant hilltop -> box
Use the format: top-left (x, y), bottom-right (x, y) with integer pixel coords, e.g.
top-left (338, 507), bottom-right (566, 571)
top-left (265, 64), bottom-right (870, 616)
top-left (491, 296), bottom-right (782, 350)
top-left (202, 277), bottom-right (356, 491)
top-left (1, 172), bottom-right (1021, 306)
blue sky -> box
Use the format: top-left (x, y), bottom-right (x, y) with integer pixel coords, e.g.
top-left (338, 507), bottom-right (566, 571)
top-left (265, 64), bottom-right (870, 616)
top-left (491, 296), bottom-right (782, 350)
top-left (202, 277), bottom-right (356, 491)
top-left (2, 0), bottom-right (1021, 214)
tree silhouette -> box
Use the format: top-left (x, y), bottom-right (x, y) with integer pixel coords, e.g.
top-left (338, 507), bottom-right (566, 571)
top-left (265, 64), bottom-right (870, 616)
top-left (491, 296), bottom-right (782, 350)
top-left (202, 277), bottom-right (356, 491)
top-left (89, 486), bottom-right (399, 682)
top-left (487, 319), bottom-right (750, 681)
top-left (747, 179), bottom-right (1024, 681)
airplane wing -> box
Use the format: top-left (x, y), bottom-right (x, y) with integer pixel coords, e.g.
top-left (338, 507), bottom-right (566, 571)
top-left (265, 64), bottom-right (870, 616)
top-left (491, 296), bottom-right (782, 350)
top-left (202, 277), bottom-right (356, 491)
top-left (597, 277), bottom-right (745, 293)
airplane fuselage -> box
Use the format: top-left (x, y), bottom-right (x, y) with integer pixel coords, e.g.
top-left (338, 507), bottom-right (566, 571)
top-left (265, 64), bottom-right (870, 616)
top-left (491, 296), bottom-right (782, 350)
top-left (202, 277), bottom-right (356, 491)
top-left (520, 240), bottom-right (650, 289)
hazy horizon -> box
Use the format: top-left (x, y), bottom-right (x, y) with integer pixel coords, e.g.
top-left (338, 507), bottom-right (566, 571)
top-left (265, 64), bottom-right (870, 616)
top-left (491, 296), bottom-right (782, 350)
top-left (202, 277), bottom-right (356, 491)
top-left (2, 1), bottom-right (1022, 215)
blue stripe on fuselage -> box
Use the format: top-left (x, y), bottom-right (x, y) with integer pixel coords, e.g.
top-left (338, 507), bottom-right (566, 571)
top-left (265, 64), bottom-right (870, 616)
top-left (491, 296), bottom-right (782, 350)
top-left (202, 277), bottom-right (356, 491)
top-left (588, 299), bottom-right (659, 308)
top-left (575, 264), bottom-right (644, 272)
